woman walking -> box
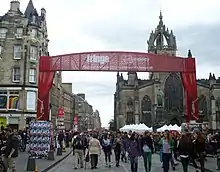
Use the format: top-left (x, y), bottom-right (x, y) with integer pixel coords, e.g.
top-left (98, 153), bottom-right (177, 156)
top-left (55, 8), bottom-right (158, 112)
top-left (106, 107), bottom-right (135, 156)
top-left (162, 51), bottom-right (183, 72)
top-left (127, 133), bottom-right (141, 172)
top-left (102, 134), bottom-right (112, 167)
top-left (88, 134), bottom-right (101, 169)
top-left (195, 132), bottom-right (206, 172)
top-left (141, 131), bottom-right (154, 172)
top-left (160, 132), bottom-right (174, 172)
top-left (178, 133), bottom-right (193, 172)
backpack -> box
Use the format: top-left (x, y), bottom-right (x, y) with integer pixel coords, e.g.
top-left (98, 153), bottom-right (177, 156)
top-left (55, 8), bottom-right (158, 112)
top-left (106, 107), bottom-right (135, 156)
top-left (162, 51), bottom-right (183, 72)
top-left (75, 138), bottom-right (83, 147)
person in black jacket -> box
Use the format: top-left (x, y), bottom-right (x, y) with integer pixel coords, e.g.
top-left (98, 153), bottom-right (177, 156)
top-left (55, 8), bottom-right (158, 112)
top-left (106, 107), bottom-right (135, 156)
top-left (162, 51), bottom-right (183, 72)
top-left (178, 133), bottom-right (193, 172)
top-left (141, 131), bottom-right (154, 172)
top-left (73, 134), bottom-right (85, 169)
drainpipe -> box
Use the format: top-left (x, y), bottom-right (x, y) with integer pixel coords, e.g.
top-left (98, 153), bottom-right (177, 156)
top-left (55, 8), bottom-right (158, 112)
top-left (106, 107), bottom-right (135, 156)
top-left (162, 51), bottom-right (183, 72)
top-left (21, 39), bottom-right (28, 130)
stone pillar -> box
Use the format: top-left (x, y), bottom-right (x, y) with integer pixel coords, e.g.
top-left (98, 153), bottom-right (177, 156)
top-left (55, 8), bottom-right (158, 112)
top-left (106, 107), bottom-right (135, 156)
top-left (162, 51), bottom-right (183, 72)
top-left (211, 99), bottom-right (216, 130)
top-left (134, 100), bottom-right (139, 124)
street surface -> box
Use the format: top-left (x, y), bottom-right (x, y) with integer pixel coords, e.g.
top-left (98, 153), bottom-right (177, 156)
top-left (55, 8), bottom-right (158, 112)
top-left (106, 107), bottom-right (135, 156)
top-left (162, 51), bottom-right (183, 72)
top-left (48, 154), bottom-right (197, 172)
top-left (14, 148), bottom-right (72, 172)
top-left (13, 150), bottom-right (217, 172)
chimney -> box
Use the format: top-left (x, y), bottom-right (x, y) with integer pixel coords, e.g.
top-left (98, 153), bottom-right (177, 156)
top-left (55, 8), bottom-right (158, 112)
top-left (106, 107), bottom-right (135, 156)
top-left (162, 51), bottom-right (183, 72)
top-left (10, 0), bottom-right (20, 11)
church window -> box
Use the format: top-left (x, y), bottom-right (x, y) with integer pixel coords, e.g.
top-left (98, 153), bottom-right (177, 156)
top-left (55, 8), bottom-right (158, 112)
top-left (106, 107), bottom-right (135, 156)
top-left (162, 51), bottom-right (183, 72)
top-left (164, 73), bottom-right (183, 113)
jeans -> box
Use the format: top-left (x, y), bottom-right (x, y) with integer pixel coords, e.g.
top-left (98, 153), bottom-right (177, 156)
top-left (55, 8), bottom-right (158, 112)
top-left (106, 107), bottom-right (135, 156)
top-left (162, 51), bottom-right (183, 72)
top-left (143, 152), bottom-right (152, 172)
top-left (162, 153), bottom-right (172, 172)
top-left (103, 149), bottom-right (111, 163)
top-left (159, 149), bottom-right (163, 162)
top-left (180, 157), bottom-right (190, 172)
top-left (130, 156), bottom-right (138, 172)
top-left (198, 152), bottom-right (205, 172)
top-left (90, 154), bottom-right (98, 168)
top-left (114, 150), bottom-right (121, 166)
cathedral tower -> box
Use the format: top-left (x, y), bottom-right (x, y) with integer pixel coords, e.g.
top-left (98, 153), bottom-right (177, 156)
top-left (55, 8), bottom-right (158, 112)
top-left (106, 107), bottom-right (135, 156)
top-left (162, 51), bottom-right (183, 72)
top-left (147, 11), bottom-right (183, 125)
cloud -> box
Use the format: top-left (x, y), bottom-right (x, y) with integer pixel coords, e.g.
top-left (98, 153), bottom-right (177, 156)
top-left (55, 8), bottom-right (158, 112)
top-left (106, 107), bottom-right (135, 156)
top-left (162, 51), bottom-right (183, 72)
top-left (1, 0), bottom-right (220, 127)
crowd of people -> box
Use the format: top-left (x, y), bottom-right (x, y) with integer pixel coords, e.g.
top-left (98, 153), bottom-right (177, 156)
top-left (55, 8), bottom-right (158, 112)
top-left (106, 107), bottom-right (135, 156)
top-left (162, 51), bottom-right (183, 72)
top-left (0, 126), bottom-right (27, 172)
top-left (0, 125), bottom-right (219, 172)
top-left (69, 129), bottom-right (220, 172)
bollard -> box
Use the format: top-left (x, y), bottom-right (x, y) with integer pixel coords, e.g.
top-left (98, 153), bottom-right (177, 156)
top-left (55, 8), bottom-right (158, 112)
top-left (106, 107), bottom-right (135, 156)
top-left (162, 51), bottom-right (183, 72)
top-left (47, 149), bottom-right (55, 160)
top-left (26, 156), bottom-right (36, 171)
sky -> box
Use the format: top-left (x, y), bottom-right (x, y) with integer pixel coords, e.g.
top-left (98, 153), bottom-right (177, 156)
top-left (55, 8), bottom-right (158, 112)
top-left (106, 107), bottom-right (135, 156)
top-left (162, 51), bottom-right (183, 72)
top-left (1, 0), bottom-right (220, 127)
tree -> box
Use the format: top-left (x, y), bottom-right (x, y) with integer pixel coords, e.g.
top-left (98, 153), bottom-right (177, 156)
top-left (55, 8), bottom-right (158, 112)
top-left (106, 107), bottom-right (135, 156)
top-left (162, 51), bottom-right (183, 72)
top-left (108, 119), bottom-right (116, 131)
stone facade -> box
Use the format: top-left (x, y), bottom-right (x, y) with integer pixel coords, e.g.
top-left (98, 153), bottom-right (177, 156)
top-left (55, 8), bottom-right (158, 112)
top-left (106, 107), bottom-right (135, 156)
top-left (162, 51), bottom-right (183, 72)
top-left (50, 72), bottom-right (75, 129)
top-left (114, 12), bottom-right (220, 130)
top-left (74, 94), bottom-right (101, 131)
top-left (0, 0), bottom-right (49, 129)
top-left (92, 110), bottom-right (102, 129)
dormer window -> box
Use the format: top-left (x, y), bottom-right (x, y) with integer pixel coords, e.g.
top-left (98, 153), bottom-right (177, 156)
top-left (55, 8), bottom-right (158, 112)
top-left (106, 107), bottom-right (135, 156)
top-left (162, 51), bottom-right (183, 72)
top-left (31, 29), bottom-right (37, 38)
top-left (0, 28), bottom-right (7, 39)
top-left (32, 16), bottom-right (36, 23)
top-left (16, 28), bottom-right (23, 38)
top-left (0, 46), bottom-right (2, 54)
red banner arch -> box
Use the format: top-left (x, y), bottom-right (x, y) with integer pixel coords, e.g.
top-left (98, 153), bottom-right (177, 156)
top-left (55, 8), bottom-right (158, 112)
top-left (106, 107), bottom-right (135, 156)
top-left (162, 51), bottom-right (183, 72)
top-left (37, 51), bottom-right (198, 123)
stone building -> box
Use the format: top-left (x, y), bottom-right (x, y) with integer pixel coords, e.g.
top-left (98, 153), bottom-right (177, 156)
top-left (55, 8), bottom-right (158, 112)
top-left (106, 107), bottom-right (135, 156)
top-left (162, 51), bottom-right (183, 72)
top-left (92, 110), bottom-right (102, 129)
top-left (0, 0), bottom-right (49, 129)
top-left (50, 72), bottom-right (75, 129)
top-left (74, 93), bottom-right (96, 131)
top-left (114, 12), bottom-right (220, 130)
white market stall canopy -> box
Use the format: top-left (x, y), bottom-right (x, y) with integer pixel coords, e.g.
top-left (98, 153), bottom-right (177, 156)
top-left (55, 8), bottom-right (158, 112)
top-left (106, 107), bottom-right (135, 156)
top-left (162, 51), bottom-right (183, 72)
top-left (120, 123), bottom-right (153, 132)
top-left (157, 124), bottom-right (181, 132)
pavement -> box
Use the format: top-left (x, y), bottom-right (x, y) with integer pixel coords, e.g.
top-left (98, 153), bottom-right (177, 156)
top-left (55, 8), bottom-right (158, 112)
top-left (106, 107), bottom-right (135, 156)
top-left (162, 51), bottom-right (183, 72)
top-left (48, 153), bottom-right (199, 172)
top-left (14, 149), bottom-right (217, 172)
top-left (15, 148), bottom-right (72, 172)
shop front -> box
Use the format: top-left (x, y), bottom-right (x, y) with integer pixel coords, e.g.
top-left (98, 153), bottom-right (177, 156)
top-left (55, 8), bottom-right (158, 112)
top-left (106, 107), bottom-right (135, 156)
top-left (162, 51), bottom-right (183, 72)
top-left (0, 117), bottom-right (7, 129)
top-left (8, 117), bottom-right (19, 130)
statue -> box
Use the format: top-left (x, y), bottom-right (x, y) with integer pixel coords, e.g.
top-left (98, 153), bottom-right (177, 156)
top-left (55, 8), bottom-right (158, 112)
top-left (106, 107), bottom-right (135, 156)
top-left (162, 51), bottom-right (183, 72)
top-left (157, 88), bottom-right (164, 106)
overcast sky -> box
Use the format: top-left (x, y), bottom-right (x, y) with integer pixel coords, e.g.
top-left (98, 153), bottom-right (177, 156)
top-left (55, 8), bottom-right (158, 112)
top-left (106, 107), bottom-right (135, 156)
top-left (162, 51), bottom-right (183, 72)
top-left (1, 0), bottom-right (220, 127)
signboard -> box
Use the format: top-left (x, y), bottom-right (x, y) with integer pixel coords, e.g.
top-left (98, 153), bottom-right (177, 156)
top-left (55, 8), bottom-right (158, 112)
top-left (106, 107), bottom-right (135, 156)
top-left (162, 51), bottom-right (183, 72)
top-left (57, 108), bottom-right (64, 117)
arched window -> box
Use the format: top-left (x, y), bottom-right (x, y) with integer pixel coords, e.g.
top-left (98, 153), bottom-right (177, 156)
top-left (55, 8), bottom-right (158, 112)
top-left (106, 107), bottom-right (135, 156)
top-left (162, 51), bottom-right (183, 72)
top-left (126, 98), bottom-right (134, 124)
top-left (141, 95), bottom-right (151, 112)
top-left (198, 95), bottom-right (207, 115)
top-left (164, 73), bottom-right (183, 113)
top-left (141, 95), bottom-right (152, 126)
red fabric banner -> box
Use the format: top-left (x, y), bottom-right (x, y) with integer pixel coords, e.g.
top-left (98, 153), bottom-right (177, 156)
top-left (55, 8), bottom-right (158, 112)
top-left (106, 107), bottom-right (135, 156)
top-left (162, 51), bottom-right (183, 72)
top-left (37, 56), bottom-right (55, 121)
top-left (181, 58), bottom-right (198, 122)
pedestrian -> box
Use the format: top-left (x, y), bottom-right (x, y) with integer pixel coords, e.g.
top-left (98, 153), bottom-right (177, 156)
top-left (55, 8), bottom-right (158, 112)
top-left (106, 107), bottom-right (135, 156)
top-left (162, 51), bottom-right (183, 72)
top-left (195, 131), bottom-right (206, 172)
top-left (141, 131), bottom-right (154, 172)
top-left (101, 134), bottom-right (112, 167)
top-left (3, 127), bottom-right (19, 172)
top-left (160, 131), bottom-right (174, 172)
top-left (178, 133), bottom-right (192, 172)
top-left (127, 133), bottom-right (141, 172)
top-left (113, 132), bottom-right (122, 167)
top-left (72, 133), bottom-right (84, 169)
top-left (88, 134), bottom-right (101, 169)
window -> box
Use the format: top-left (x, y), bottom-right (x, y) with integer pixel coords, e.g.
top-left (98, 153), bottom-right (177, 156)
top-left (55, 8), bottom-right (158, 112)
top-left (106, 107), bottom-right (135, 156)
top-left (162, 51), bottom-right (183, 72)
top-left (29, 68), bottom-right (36, 83)
top-left (0, 90), bottom-right (7, 109)
top-left (26, 91), bottom-right (36, 110)
top-left (13, 45), bottom-right (22, 59)
top-left (9, 91), bottom-right (19, 110)
top-left (31, 29), bottom-right (37, 38)
top-left (30, 46), bottom-right (37, 61)
top-left (12, 67), bottom-right (20, 82)
top-left (0, 46), bottom-right (2, 54)
top-left (16, 28), bottom-right (23, 38)
top-left (0, 28), bottom-right (7, 39)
